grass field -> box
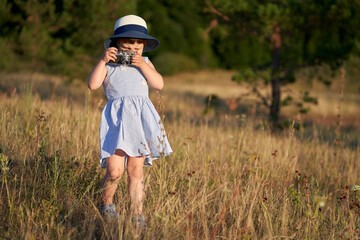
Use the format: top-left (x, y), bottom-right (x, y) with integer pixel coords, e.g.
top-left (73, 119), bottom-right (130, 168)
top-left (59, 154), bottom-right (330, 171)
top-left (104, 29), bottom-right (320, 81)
top-left (0, 70), bottom-right (359, 239)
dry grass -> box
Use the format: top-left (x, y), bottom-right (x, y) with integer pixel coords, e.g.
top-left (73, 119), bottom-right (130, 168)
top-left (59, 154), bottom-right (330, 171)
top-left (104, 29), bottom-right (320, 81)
top-left (0, 70), bottom-right (359, 239)
top-left (164, 69), bottom-right (360, 128)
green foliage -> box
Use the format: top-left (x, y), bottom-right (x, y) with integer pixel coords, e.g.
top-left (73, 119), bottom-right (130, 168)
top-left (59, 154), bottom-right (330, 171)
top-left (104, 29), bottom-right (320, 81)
top-left (232, 68), bottom-right (257, 84)
top-left (209, 27), bottom-right (272, 69)
top-left (281, 95), bottom-right (293, 106)
top-left (137, 0), bottom-right (213, 66)
top-left (281, 91), bottom-right (317, 115)
top-left (299, 107), bottom-right (310, 114)
top-left (0, 38), bottom-right (16, 70)
top-left (152, 52), bottom-right (199, 75)
top-left (205, 0), bottom-right (360, 72)
top-left (281, 70), bottom-right (296, 85)
top-left (232, 68), bottom-right (271, 84)
top-left (204, 0), bottom-right (360, 121)
top-left (302, 91), bottom-right (318, 105)
top-left (0, 0), bottom-right (11, 28)
top-left (344, 41), bottom-right (360, 92)
top-left (0, 0), bottom-right (359, 85)
top-left (0, 0), bottom-right (219, 79)
top-left (287, 0), bottom-right (359, 68)
top-left (0, 0), bottom-right (137, 79)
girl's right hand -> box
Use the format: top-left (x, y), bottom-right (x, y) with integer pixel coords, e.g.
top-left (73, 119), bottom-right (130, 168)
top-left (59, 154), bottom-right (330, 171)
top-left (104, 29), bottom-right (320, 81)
top-left (101, 47), bottom-right (118, 63)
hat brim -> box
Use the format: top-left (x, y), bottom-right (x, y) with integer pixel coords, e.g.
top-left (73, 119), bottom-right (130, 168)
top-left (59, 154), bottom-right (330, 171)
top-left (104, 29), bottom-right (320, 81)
top-left (104, 31), bottom-right (160, 52)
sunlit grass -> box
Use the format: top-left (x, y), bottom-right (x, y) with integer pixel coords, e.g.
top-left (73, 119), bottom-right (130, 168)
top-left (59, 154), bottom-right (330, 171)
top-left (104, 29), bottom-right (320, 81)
top-left (0, 72), bottom-right (359, 239)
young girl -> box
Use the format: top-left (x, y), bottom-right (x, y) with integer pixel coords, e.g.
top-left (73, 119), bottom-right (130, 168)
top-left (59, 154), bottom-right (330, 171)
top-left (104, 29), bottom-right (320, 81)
top-left (88, 15), bottom-right (172, 226)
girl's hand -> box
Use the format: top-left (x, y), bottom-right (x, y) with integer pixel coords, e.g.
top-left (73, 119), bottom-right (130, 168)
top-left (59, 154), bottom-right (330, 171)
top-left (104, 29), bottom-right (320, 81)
top-left (131, 54), bottom-right (146, 68)
top-left (101, 47), bottom-right (118, 63)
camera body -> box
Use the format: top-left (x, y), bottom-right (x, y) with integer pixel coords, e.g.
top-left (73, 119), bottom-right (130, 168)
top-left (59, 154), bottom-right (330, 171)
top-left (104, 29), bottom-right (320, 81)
top-left (109, 51), bottom-right (136, 65)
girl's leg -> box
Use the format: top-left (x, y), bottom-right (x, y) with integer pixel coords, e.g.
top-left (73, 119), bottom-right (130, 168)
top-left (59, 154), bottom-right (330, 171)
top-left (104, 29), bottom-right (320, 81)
top-left (127, 156), bottom-right (145, 215)
top-left (101, 149), bottom-right (126, 206)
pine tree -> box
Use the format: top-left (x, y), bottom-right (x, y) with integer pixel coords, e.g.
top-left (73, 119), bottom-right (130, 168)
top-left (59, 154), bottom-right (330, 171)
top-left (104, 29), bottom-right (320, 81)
top-left (204, 0), bottom-right (360, 125)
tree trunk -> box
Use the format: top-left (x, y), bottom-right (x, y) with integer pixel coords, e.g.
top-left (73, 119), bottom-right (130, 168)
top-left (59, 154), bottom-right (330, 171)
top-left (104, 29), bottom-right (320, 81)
top-left (270, 26), bottom-right (282, 124)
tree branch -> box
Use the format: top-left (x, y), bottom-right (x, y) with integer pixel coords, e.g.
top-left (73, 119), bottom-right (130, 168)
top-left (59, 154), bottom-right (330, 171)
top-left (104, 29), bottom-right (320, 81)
top-left (205, 1), bottom-right (231, 22)
top-left (252, 86), bottom-right (270, 108)
top-left (204, 1), bottom-right (261, 36)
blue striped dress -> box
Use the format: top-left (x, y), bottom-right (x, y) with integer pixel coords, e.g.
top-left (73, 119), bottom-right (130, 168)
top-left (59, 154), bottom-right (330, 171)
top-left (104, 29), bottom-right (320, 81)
top-left (99, 57), bottom-right (172, 168)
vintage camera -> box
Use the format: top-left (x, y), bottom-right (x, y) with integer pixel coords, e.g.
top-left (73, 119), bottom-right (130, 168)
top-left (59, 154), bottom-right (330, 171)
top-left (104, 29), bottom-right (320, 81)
top-left (109, 51), bottom-right (136, 65)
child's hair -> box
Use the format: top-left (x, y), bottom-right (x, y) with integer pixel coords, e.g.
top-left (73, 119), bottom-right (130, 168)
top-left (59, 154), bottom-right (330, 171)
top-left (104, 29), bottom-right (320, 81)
top-left (116, 38), bottom-right (147, 46)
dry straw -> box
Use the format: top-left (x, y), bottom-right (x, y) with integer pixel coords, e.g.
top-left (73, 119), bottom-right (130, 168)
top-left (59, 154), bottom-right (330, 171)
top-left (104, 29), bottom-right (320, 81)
top-left (0, 73), bottom-right (359, 239)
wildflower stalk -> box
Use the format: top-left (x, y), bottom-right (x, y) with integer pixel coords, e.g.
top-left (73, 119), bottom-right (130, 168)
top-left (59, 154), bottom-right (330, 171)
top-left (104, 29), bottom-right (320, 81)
top-left (0, 153), bottom-right (13, 216)
top-left (334, 68), bottom-right (345, 156)
top-left (156, 90), bottom-right (167, 179)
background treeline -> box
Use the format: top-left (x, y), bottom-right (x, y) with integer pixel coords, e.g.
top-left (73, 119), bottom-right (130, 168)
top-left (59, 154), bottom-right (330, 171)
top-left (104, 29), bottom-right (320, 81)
top-left (1, 0), bottom-right (360, 86)
top-left (0, 0), bottom-right (212, 79)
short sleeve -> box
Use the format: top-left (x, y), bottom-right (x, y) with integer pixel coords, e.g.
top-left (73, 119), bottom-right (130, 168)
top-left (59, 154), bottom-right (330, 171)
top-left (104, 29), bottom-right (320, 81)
top-left (142, 56), bottom-right (149, 63)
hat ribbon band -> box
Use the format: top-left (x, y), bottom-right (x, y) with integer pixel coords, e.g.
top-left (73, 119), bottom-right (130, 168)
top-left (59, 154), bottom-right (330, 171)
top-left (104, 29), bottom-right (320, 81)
top-left (114, 24), bottom-right (148, 35)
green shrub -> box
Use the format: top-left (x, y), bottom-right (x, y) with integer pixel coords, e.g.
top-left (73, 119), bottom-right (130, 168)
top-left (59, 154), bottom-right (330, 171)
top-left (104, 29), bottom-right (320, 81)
top-left (152, 52), bottom-right (199, 76)
top-left (0, 38), bottom-right (16, 70)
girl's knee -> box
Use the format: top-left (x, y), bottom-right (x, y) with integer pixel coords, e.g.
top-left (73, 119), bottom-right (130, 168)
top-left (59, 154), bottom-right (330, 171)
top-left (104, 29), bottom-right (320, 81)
top-left (127, 156), bottom-right (145, 179)
top-left (107, 169), bottom-right (123, 181)
top-left (127, 167), bottom-right (143, 180)
top-left (129, 174), bottom-right (144, 182)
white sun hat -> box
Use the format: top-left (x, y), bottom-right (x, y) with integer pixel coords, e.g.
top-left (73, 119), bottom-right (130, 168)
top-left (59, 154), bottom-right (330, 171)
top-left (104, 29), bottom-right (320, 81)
top-left (104, 15), bottom-right (160, 52)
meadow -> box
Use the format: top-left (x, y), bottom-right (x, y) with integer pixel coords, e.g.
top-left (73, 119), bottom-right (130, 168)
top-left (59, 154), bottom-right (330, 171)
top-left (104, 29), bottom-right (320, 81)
top-left (0, 70), bottom-right (359, 239)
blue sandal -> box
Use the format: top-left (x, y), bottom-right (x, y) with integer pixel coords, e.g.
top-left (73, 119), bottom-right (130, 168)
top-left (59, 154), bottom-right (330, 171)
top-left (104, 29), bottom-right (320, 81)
top-left (131, 215), bottom-right (147, 230)
top-left (100, 204), bottom-right (119, 219)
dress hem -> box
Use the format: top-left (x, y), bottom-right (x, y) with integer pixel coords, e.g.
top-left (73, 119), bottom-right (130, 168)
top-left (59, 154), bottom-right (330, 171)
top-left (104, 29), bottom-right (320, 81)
top-left (99, 147), bottom-right (172, 168)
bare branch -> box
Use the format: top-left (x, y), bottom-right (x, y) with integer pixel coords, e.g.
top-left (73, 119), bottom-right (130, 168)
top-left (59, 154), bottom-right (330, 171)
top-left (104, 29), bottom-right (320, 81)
top-left (205, 1), bottom-right (231, 22)
top-left (252, 86), bottom-right (270, 108)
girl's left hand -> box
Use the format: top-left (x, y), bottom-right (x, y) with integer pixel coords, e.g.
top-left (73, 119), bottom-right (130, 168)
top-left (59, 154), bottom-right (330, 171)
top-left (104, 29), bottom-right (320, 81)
top-left (131, 54), bottom-right (146, 68)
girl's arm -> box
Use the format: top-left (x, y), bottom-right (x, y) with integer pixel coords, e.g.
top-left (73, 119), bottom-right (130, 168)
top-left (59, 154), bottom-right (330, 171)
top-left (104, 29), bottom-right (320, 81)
top-left (131, 55), bottom-right (164, 90)
top-left (88, 47), bottom-right (118, 90)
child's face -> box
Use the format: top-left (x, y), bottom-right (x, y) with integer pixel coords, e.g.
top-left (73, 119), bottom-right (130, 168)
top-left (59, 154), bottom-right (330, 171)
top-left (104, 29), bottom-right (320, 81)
top-left (117, 41), bottom-right (144, 56)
